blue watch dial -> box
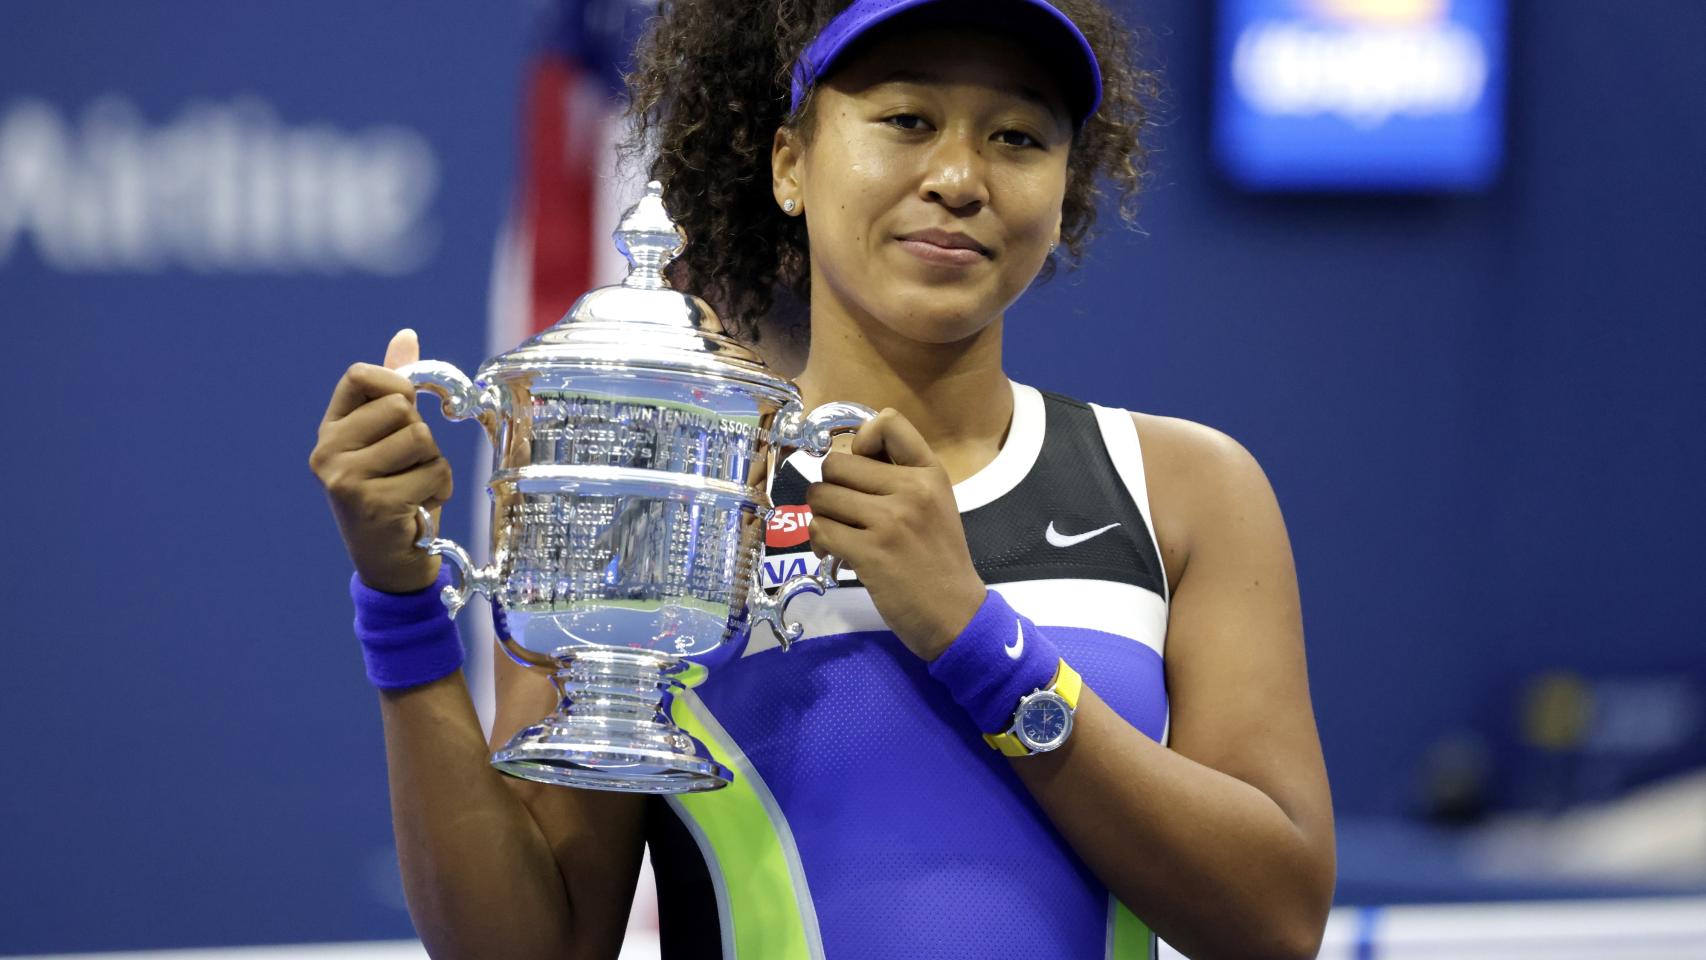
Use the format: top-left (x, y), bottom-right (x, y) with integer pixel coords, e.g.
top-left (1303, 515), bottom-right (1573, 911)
top-left (1020, 698), bottom-right (1069, 745)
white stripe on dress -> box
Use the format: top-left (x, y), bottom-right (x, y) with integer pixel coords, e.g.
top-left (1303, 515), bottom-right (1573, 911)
top-left (1090, 403), bottom-right (1170, 606)
top-left (745, 577), bottom-right (1168, 657)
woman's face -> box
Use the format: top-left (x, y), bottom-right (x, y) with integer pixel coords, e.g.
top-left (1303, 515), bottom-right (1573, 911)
top-left (775, 28), bottom-right (1074, 345)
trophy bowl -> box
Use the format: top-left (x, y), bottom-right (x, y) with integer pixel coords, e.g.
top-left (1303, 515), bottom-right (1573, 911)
top-left (398, 182), bottom-right (871, 794)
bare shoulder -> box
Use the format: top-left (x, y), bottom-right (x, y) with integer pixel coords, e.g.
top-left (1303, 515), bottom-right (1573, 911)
top-left (1126, 411), bottom-right (1281, 591)
top-left (1127, 415), bottom-right (1327, 854)
top-left (1128, 411), bottom-right (1270, 490)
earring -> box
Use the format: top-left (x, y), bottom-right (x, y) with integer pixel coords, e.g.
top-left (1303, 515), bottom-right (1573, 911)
top-left (783, 199), bottom-right (798, 214)
top-left (1048, 240), bottom-right (1058, 253)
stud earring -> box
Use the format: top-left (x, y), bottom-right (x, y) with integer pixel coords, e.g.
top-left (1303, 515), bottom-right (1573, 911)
top-left (783, 199), bottom-right (797, 214)
top-left (1048, 240), bottom-right (1058, 253)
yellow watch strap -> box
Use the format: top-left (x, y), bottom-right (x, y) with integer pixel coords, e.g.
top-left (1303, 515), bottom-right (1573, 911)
top-left (983, 730), bottom-right (1032, 757)
top-left (982, 659), bottom-right (1082, 756)
top-left (1054, 658), bottom-right (1084, 710)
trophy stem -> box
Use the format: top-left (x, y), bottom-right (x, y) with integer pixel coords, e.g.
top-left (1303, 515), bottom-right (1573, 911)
top-left (490, 647), bottom-right (733, 794)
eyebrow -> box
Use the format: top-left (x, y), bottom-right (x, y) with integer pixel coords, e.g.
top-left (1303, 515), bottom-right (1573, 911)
top-left (874, 68), bottom-right (1062, 118)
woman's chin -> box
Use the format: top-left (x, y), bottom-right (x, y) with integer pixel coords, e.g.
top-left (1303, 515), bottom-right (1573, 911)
top-left (873, 303), bottom-right (1002, 345)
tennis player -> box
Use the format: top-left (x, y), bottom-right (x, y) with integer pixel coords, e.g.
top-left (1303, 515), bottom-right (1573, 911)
top-left (309, 1), bottom-right (1335, 957)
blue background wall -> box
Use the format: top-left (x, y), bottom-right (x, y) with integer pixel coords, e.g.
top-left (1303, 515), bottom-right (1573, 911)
top-left (0, 2), bottom-right (528, 952)
top-left (2, 0), bottom-right (1702, 953)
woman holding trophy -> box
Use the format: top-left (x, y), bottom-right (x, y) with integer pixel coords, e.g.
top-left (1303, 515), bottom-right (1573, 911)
top-left (310, 0), bottom-right (1335, 957)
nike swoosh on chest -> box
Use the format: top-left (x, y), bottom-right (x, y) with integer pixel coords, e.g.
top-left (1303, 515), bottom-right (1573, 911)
top-left (1044, 521), bottom-right (1121, 548)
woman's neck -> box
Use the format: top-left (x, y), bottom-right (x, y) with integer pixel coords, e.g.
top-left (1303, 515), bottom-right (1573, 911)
top-left (793, 296), bottom-right (1014, 485)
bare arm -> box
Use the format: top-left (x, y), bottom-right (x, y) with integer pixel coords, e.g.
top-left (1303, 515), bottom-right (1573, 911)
top-left (379, 672), bottom-right (576, 959)
top-left (378, 650), bottom-right (647, 960)
top-left (1009, 415), bottom-right (1335, 960)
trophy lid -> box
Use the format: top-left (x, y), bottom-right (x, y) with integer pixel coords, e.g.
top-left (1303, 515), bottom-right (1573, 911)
top-left (481, 181), bottom-right (791, 396)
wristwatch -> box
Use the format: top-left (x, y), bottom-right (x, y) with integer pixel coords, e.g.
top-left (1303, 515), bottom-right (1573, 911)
top-left (983, 659), bottom-right (1083, 757)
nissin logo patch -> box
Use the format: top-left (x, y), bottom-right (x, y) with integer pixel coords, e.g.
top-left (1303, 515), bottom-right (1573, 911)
top-left (766, 505), bottom-right (813, 548)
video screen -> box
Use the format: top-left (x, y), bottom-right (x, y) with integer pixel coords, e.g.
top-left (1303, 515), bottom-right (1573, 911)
top-left (1213, 0), bottom-right (1506, 191)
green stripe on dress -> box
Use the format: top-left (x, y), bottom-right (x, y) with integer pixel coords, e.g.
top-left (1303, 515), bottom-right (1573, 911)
top-left (670, 691), bottom-right (822, 960)
top-left (1110, 897), bottom-right (1155, 960)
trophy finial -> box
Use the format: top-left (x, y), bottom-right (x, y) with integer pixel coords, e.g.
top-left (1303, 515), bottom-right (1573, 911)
top-left (615, 180), bottom-right (686, 291)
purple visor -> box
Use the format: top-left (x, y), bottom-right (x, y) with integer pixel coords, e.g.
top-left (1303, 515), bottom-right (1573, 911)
top-left (789, 0), bottom-right (1104, 128)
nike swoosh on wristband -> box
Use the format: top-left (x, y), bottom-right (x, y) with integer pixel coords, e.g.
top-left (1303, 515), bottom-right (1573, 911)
top-left (1045, 521), bottom-right (1121, 548)
top-left (1005, 620), bottom-right (1025, 660)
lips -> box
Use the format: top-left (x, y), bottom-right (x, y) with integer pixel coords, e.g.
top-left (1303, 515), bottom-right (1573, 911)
top-left (897, 228), bottom-right (991, 257)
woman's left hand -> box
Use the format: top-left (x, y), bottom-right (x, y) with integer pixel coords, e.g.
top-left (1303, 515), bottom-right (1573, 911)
top-left (804, 408), bottom-right (988, 661)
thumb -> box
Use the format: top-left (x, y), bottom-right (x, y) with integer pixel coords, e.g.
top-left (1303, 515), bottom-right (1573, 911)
top-left (851, 408), bottom-right (937, 468)
top-left (383, 328), bottom-right (420, 370)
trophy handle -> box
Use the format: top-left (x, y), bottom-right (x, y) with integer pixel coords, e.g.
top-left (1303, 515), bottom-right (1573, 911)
top-left (749, 553), bottom-right (845, 652)
top-left (414, 506), bottom-right (500, 616)
top-left (394, 359), bottom-right (501, 616)
top-left (753, 399), bottom-right (876, 649)
top-left (395, 359), bottom-right (502, 440)
top-left (771, 399), bottom-right (878, 457)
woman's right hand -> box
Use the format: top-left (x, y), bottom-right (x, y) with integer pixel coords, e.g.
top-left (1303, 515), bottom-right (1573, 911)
top-left (309, 328), bottom-right (453, 594)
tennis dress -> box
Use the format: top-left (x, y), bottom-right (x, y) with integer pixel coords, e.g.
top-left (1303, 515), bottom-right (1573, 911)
top-left (644, 381), bottom-right (1172, 960)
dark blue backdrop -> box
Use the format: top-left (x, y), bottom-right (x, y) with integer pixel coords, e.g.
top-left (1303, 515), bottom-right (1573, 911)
top-left (2, 0), bottom-right (1702, 953)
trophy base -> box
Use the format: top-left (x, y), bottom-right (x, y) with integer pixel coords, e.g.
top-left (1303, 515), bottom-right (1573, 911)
top-left (492, 716), bottom-right (733, 793)
top-left (490, 647), bottom-right (733, 794)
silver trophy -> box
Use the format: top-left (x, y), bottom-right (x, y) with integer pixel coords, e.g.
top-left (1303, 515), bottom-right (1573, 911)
top-left (399, 182), bottom-right (872, 794)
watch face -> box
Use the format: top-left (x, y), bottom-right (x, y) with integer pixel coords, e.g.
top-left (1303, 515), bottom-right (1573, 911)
top-left (1018, 694), bottom-right (1072, 751)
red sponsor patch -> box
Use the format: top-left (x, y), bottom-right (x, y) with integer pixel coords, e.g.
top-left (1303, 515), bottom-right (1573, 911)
top-left (766, 504), bottom-right (813, 548)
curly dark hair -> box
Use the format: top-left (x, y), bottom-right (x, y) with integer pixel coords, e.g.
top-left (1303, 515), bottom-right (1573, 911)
top-left (621, 0), bottom-right (1159, 343)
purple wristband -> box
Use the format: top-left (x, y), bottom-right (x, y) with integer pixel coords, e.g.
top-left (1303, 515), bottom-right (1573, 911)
top-left (927, 590), bottom-right (1061, 733)
top-left (350, 566), bottom-right (465, 689)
